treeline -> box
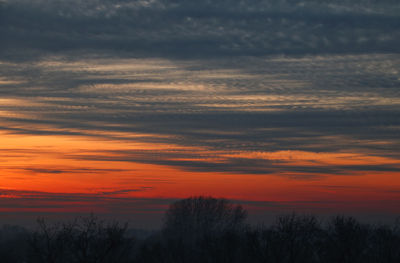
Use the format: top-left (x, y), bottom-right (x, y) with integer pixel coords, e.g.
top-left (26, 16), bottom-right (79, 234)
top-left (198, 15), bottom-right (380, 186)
top-left (1, 196), bottom-right (399, 263)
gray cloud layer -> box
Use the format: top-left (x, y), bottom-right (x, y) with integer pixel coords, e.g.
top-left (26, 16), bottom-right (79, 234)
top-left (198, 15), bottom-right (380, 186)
top-left (1, 1), bottom-right (399, 226)
top-left (1, 0), bottom-right (399, 176)
top-left (1, 0), bottom-right (399, 60)
top-left (1, 53), bottom-right (399, 176)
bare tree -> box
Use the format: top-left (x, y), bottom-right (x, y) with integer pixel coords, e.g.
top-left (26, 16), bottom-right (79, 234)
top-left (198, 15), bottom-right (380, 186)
top-left (161, 196), bottom-right (247, 263)
top-left (28, 215), bottom-right (133, 263)
top-left (28, 218), bottom-right (71, 263)
top-left (368, 223), bottom-right (400, 263)
top-left (0, 225), bottom-right (29, 263)
top-left (163, 196), bottom-right (247, 240)
top-left (321, 216), bottom-right (369, 263)
top-left (268, 213), bottom-right (321, 263)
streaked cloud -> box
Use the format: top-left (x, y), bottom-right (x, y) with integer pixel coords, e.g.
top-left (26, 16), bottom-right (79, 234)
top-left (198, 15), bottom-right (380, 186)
top-left (1, 0), bottom-right (399, 60)
top-left (0, 188), bottom-right (168, 213)
top-left (1, 54), bottom-right (399, 176)
top-left (0, 0), bottom-right (399, 224)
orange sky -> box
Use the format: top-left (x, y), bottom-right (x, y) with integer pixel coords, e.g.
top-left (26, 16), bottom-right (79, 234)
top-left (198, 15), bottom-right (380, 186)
top-left (1, 130), bottom-right (399, 219)
top-left (1, 55), bottom-right (400, 227)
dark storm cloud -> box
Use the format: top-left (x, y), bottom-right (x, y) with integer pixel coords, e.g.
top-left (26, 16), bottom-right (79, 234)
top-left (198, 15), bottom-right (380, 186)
top-left (1, 0), bottom-right (399, 60)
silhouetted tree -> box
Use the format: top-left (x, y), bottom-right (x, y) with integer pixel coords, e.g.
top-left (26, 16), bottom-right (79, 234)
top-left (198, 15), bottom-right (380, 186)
top-left (241, 226), bottom-right (269, 263)
top-left (267, 213), bottom-right (321, 263)
top-left (367, 223), bottom-right (400, 263)
top-left (28, 215), bottom-right (134, 263)
top-left (160, 196), bottom-right (247, 263)
top-left (66, 215), bottom-right (132, 263)
top-left (0, 225), bottom-right (29, 263)
top-left (28, 218), bottom-right (71, 263)
top-left (2, 198), bottom-right (400, 263)
top-left (163, 196), bottom-right (247, 240)
top-left (321, 216), bottom-right (369, 263)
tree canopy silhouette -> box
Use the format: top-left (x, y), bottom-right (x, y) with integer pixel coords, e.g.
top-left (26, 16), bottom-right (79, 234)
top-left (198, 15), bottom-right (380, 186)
top-left (1, 197), bottom-right (400, 263)
top-left (163, 196), bottom-right (247, 240)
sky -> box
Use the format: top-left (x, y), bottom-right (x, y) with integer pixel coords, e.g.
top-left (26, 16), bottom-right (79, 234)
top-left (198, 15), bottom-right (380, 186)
top-left (0, 0), bottom-right (399, 228)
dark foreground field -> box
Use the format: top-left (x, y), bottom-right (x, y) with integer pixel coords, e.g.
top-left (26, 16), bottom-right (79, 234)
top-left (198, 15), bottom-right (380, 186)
top-left (1, 197), bottom-right (399, 263)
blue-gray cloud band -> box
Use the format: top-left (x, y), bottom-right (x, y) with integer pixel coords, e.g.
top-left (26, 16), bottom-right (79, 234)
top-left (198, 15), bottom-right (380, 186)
top-left (0, 1), bottom-right (399, 178)
top-left (1, 0), bottom-right (399, 60)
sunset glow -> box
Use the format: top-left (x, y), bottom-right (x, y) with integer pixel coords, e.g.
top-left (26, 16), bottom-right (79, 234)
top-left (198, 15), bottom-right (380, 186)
top-left (1, 0), bottom-right (400, 227)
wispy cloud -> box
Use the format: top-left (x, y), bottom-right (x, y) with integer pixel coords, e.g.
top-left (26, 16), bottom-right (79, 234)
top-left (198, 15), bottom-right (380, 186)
top-left (0, 54), bottom-right (399, 176)
top-left (1, 0), bottom-right (399, 60)
top-left (0, 188), bottom-right (161, 212)
top-left (0, 0), bottom-right (399, 223)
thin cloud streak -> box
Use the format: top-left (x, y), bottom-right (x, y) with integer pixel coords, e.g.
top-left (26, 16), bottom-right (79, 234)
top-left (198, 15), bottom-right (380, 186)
top-left (0, 54), bottom-right (399, 176)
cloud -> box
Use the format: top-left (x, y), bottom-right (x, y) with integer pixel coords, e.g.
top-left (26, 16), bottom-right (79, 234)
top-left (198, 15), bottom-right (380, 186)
top-left (60, 148), bottom-right (400, 176)
top-left (0, 188), bottom-right (160, 212)
top-left (1, 0), bottom-right (399, 61)
top-left (1, 1), bottom-right (399, 225)
top-left (2, 188), bottom-right (397, 217)
top-left (0, 53), bottom-right (399, 176)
